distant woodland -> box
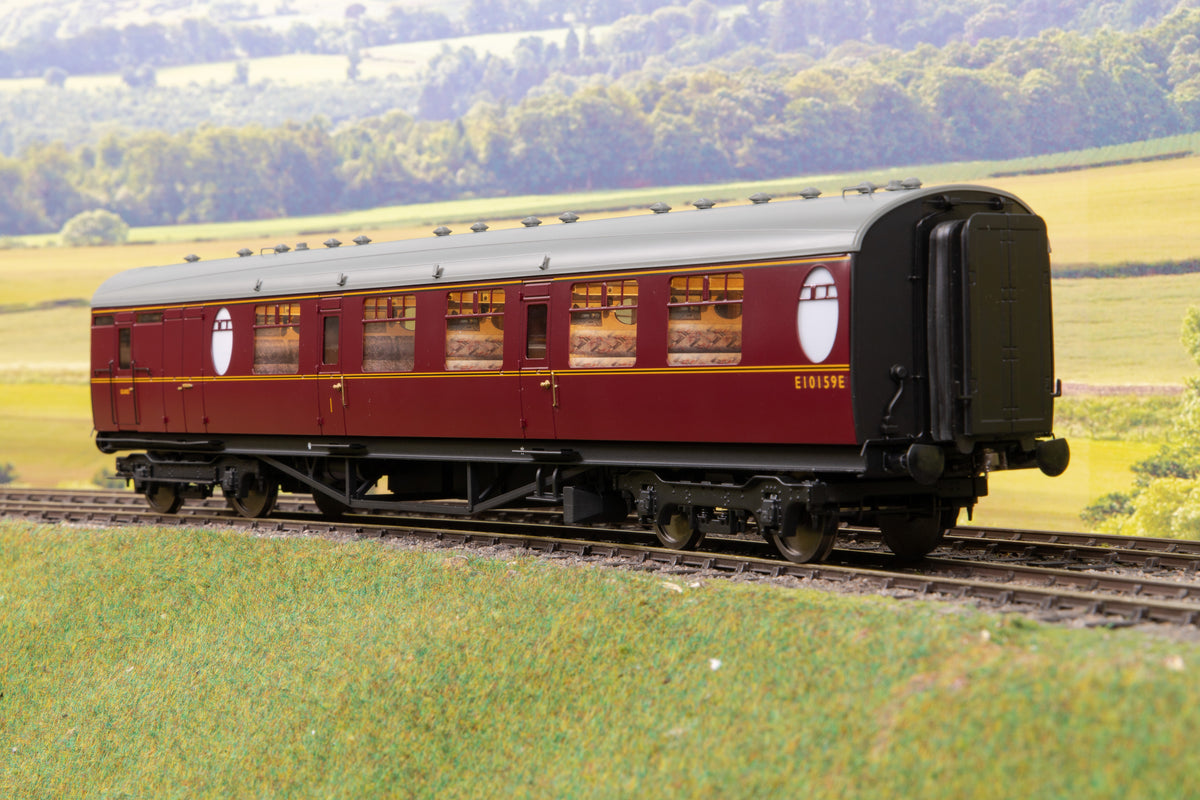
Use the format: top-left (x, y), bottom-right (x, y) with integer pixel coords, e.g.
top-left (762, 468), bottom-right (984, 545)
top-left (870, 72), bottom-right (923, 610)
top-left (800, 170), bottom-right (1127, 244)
top-left (2, 0), bottom-right (1199, 235)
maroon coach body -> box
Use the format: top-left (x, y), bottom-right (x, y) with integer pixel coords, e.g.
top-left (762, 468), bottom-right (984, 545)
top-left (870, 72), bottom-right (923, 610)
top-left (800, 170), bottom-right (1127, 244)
top-left (90, 182), bottom-right (1068, 562)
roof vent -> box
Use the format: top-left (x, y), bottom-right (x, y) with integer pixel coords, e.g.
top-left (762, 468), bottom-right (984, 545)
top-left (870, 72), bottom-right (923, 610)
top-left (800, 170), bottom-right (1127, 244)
top-left (799, 187), bottom-right (822, 199)
top-left (470, 222), bottom-right (489, 233)
top-left (184, 254), bottom-right (200, 263)
top-left (844, 182), bottom-right (879, 196)
top-left (650, 202), bottom-right (671, 214)
top-left (692, 198), bottom-right (715, 210)
top-left (521, 216), bottom-right (542, 227)
top-left (337, 273), bottom-right (347, 286)
top-left (353, 235), bottom-right (371, 245)
top-left (237, 248), bottom-right (253, 258)
top-left (324, 238), bottom-right (342, 248)
top-left (902, 177), bottom-right (923, 189)
top-left (433, 226), bottom-right (452, 237)
top-left (558, 211), bottom-right (580, 223)
top-left (274, 243), bottom-right (291, 254)
top-left (885, 180), bottom-right (904, 191)
top-left (749, 192), bottom-right (772, 204)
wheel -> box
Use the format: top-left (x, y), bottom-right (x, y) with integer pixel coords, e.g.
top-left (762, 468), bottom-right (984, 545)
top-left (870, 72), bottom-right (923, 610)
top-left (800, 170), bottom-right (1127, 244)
top-left (145, 484), bottom-right (183, 514)
top-left (312, 490), bottom-right (350, 519)
top-left (224, 480), bottom-right (278, 518)
top-left (654, 505), bottom-right (706, 550)
top-left (880, 514), bottom-right (947, 560)
top-left (769, 506), bottom-right (837, 563)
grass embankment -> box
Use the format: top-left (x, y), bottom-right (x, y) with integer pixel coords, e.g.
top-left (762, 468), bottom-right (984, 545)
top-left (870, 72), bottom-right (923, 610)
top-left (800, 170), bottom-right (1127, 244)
top-left (2, 521), bottom-right (1198, 798)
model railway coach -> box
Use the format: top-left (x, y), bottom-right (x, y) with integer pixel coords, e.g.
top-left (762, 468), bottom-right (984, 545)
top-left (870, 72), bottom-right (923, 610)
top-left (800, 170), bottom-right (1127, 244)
top-left (91, 181), bottom-right (1069, 563)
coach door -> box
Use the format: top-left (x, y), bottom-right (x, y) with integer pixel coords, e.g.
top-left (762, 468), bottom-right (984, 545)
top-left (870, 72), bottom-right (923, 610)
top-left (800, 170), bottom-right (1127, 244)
top-left (163, 306), bottom-right (208, 433)
top-left (102, 312), bottom-right (159, 430)
top-left (517, 283), bottom-right (557, 439)
top-left (315, 298), bottom-right (347, 436)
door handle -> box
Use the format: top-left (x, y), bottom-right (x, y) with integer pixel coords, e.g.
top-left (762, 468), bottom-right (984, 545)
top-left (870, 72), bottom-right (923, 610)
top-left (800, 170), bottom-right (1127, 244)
top-left (177, 383), bottom-right (194, 391)
top-left (539, 373), bottom-right (559, 408)
top-left (331, 382), bottom-right (343, 391)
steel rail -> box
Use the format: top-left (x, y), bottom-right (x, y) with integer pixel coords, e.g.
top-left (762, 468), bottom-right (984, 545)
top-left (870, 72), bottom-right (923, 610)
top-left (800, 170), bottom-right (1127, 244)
top-left (4, 487), bottom-right (1200, 629)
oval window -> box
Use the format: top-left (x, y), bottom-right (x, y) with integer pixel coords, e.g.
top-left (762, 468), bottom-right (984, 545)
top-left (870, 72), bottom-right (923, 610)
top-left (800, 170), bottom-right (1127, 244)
top-left (796, 267), bottom-right (838, 363)
top-left (211, 307), bottom-right (233, 375)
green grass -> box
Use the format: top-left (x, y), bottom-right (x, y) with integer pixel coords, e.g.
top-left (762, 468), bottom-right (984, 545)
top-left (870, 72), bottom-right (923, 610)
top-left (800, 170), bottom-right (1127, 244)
top-left (2, 520), bottom-right (1198, 799)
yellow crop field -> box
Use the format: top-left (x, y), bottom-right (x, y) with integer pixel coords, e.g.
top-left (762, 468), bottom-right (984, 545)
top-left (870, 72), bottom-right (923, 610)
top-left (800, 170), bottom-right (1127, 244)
top-left (987, 156), bottom-right (1200, 266)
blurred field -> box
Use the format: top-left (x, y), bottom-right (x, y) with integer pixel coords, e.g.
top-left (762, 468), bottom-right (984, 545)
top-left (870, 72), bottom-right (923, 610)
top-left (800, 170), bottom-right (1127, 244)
top-left (967, 438), bottom-right (1157, 532)
top-left (0, 384), bottom-right (107, 486)
top-left (1053, 272), bottom-right (1200, 386)
top-left (3, 155), bottom-right (1200, 517)
top-left (0, 28), bottom-right (576, 92)
top-left (990, 154), bottom-right (1200, 267)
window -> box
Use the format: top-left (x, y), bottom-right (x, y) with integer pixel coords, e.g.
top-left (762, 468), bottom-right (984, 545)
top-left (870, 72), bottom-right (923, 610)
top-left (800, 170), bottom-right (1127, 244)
top-left (445, 288), bottom-right (505, 371)
top-left (525, 304), bottom-right (548, 360)
top-left (252, 303), bottom-right (301, 375)
top-left (93, 314), bottom-right (115, 327)
top-left (118, 328), bottom-right (132, 369)
top-left (363, 295), bottom-right (416, 372)
top-left (322, 316), bottom-right (340, 365)
top-left (667, 272), bottom-right (743, 366)
top-left (136, 312), bottom-right (163, 324)
top-left (569, 280), bottom-right (637, 368)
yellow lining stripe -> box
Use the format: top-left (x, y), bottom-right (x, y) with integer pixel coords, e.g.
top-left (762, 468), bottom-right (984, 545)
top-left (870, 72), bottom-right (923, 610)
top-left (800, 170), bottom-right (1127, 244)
top-left (92, 363), bottom-right (851, 385)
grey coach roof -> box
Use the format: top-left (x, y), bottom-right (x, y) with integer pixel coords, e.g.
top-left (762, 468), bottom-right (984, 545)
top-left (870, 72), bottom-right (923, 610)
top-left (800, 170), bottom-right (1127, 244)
top-left (91, 184), bottom-right (1024, 309)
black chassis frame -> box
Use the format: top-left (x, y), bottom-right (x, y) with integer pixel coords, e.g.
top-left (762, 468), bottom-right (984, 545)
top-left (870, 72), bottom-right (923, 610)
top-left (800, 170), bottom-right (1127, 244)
top-left (103, 431), bottom-right (990, 533)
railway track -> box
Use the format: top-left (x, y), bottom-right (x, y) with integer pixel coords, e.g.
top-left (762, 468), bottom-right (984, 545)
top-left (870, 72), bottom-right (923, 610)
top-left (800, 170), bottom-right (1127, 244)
top-left (5, 487), bottom-right (1200, 631)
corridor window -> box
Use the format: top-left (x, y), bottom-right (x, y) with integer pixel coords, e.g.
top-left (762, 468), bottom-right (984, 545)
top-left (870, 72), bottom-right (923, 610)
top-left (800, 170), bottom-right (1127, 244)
top-left (667, 272), bottom-right (743, 366)
top-left (252, 303), bottom-right (301, 375)
top-left (568, 280), bottom-right (637, 368)
top-left (445, 288), bottom-right (504, 371)
top-left (363, 295), bottom-right (416, 372)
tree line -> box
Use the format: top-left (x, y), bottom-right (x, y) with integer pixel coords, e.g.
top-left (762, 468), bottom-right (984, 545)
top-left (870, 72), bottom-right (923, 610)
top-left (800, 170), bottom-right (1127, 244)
top-left (3, 6), bottom-right (1200, 236)
top-left (0, 0), bottom-right (1176, 81)
top-left (0, 0), bottom-right (688, 80)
